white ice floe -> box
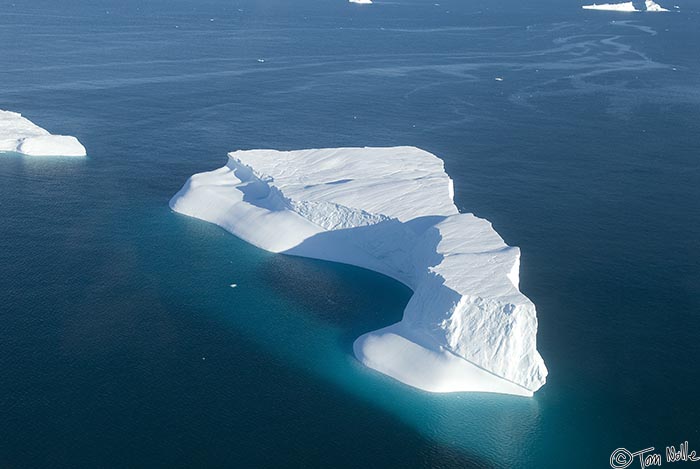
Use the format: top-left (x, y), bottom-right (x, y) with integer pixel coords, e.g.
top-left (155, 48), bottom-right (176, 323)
top-left (582, 2), bottom-right (639, 11)
top-left (644, 0), bottom-right (670, 11)
top-left (0, 110), bottom-right (86, 157)
top-left (349, 0), bottom-right (373, 4)
top-left (170, 147), bottom-right (548, 396)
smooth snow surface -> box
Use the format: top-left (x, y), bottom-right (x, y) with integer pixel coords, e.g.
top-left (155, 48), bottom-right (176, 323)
top-left (582, 2), bottom-right (639, 11)
top-left (0, 110), bottom-right (86, 157)
top-left (171, 147), bottom-right (548, 396)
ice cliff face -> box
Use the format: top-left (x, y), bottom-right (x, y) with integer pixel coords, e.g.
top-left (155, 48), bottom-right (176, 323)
top-left (170, 147), bottom-right (548, 396)
top-left (0, 110), bottom-right (86, 157)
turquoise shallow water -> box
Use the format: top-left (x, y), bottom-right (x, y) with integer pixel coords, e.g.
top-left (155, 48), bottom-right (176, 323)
top-left (1, 0), bottom-right (699, 467)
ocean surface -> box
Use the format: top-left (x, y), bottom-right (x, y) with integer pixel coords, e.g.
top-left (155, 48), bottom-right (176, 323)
top-left (1, 0), bottom-right (698, 467)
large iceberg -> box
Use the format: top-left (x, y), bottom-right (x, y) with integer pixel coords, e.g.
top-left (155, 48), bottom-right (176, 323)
top-left (170, 147), bottom-right (548, 396)
top-left (0, 110), bottom-right (86, 157)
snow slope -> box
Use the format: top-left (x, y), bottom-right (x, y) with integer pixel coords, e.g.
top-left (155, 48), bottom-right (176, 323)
top-left (170, 147), bottom-right (548, 396)
top-left (0, 110), bottom-right (86, 157)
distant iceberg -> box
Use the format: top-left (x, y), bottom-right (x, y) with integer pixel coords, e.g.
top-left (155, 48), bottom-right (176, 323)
top-left (0, 110), bottom-right (86, 157)
top-left (644, 0), bottom-right (670, 11)
top-left (349, 0), bottom-right (373, 4)
top-left (171, 147), bottom-right (548, 396)
top-left (582, 0), bottom-right (671, 11)
top-left (582, 2), bottom-right (639, 11)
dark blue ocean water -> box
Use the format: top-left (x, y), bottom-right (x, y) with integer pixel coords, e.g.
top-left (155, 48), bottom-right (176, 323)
top-left (1, 0), bottom-right (699, 467)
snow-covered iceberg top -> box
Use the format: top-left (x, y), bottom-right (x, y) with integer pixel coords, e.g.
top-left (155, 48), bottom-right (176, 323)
top-left (0, 110), bottom-right (86, 157)
top-left (582, 2), bottom-right (639, 11)
top-left (170, 147), bottom-right (548, 396)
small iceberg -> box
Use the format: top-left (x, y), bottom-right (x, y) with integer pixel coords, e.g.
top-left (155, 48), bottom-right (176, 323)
top-left (0, 110), bottom-right (86, 157)
top-left (582, 0), bottom-right (671, 11)
top-left (644, 0), bottom-right (670, 11)
top-left (170, 147), bottom-right (548, 397)
top-left (582, 2), bottom-right (639, 11)
top-left (349, 0), bottom-right (373, 4)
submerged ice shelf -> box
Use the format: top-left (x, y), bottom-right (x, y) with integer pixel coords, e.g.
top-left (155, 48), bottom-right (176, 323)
top-left (0, 110), bottom-right (86, 157)
top-left (170, 147), bottom-right (548, 397)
